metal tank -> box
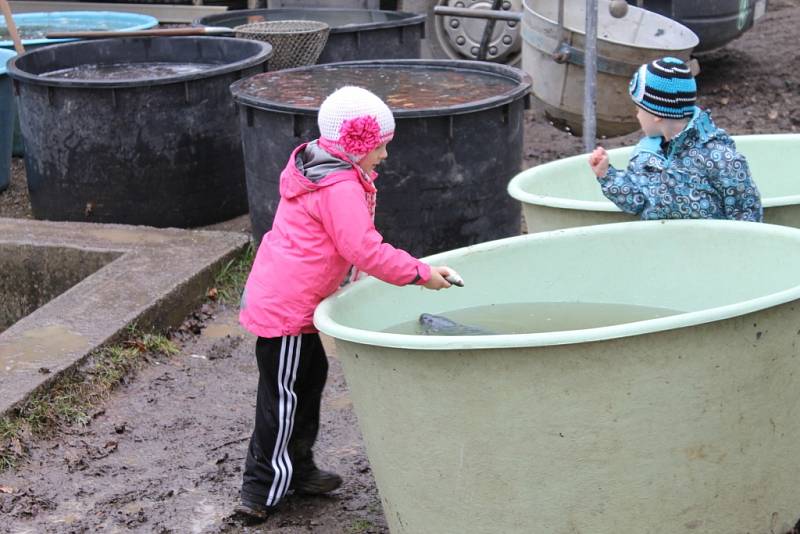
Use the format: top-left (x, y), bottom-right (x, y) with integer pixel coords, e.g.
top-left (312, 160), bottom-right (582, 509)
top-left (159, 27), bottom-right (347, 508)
top-left (522, 0), bottom-right (698, 137)
top-left (404, 0), bottom-right (767, 65)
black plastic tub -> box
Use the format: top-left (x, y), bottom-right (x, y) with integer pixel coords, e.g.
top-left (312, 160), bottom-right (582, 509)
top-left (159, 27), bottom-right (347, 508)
top-left (8, 37), bottom-right (271, 227)
top-left (230, 59), bottom-right (531, 257)
top-left (628, 0), bottom-right (767, 53)
top-left (196, 8), bottom-right (425, 63)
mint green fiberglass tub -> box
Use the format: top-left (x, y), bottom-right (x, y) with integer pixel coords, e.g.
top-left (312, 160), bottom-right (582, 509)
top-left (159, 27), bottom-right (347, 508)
top-left (508, 133), bottom-right (800, 233)
top-left (315, 220), bottom-right (800, 534)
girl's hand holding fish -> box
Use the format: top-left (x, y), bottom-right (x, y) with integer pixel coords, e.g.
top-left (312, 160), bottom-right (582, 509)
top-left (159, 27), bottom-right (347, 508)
top-left (424, 266), bottom-right (463, 290)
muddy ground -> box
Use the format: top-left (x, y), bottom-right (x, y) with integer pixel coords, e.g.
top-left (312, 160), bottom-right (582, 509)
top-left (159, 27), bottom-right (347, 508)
top-left (1, 1), bottom-right (799, 532)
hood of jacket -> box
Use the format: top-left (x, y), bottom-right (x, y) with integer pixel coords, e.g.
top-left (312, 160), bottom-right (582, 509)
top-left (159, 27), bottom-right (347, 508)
top-left (633, 107), bottom-right (733, 161)
top-left (280, 140), bottom-right (366, 200)
top-left (668, 106), bottom-right (733, 156)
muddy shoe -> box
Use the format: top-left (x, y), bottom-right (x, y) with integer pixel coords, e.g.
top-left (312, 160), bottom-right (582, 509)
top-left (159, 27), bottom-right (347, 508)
top-left (233, 500), bottom-right (272, 522)
top-left (290, 468), bottom-right (343, 495)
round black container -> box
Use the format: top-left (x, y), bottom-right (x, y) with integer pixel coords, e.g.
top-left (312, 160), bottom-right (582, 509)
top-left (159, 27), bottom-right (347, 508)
top-left (8, 37), bottom-right (271, 227)
top-left (195, 8), bottom-right (425, 64)
top-left (230, 59), bottom-right (531, 257)
top-left (626, 0), bottom-right (764, 53)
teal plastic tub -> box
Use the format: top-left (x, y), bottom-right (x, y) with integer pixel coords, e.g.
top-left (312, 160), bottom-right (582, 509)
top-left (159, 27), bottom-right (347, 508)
top-left (315, 220), bottom-right (800, 534)
top-left (508, 133), bottom-right (800, 233)
top-left (1, 11), bottom-right (158, 156)
top-left (0, 48), bottom-right (15, 191)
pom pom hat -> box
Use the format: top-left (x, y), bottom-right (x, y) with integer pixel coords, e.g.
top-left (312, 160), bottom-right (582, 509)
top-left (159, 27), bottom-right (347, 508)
top-left (318, 86), bottom-right (395, 160)
top-left (629, 57), bottom-right (697, 119)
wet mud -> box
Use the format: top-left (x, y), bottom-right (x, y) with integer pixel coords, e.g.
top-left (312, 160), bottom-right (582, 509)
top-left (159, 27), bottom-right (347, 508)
top-left (0, 302), bottom-right (387, 534)
top-left (0, 1), bottom-right (798, 532)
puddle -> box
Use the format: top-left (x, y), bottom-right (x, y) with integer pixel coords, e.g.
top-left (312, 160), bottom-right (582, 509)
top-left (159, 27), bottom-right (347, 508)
top-left (328, 394), bottom-right (352, 411)
top-left (201, 322), bottom-right (244, 340)
top-left (190, 500), bottom-right (225, 533)
top-left (0, 325), bottom-right (90, 372)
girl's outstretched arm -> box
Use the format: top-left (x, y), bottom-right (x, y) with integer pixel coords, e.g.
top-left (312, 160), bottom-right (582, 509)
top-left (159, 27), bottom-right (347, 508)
top-left (318, 180), bottom-right (431, 286)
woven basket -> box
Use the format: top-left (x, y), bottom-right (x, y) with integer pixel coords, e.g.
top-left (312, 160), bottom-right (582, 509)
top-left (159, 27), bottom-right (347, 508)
top-left (234, 20), bottom-right (330, 71)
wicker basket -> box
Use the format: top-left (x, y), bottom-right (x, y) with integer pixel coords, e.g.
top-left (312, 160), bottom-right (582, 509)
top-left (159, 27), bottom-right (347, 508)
top-left (234, 20), bottom-right (330, 71)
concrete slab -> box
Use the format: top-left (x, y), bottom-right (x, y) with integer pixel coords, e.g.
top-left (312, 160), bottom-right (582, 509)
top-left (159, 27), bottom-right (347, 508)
top-left (0, 217), bottom-right (249, 417)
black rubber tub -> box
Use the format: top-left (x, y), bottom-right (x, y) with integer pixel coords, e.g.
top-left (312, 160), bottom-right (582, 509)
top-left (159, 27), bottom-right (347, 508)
top-left (628, 0), bottom-right (767, 53)
top-left (8, 37), bottom-right (272, 227)
top-left (230, 59), bottom-right (531, 257)
top-left (195, 8), bottom-right (425, 63)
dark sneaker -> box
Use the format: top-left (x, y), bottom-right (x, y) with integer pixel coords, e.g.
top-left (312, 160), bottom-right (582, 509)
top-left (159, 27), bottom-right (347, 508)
top-left (233, 500), bottom-right (272, 522)
top-left (290, 468), bottom-right (343, 495)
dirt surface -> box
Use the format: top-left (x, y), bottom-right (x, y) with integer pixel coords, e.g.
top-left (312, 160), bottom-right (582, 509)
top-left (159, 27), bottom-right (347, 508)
top-left (1, 1), bottom-right (799, 532)
top-left (0, 303), bottom-right (388, 534)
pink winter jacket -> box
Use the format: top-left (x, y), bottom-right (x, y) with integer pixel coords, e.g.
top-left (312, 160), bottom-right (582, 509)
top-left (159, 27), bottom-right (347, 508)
top-left (239, 141), bottom-right (432, 338)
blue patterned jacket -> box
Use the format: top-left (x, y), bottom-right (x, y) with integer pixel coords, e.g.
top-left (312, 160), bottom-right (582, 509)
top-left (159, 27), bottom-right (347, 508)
top-left (599, 107), bottom-right (763, 222)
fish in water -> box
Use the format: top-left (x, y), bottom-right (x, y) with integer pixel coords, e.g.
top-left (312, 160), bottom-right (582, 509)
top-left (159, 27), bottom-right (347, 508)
top-left (418, 313), bottom-right (495, 336)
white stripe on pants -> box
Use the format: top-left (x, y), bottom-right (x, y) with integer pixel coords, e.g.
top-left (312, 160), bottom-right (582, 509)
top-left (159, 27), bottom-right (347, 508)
top-left (266, 335), bottom-right (301, 506)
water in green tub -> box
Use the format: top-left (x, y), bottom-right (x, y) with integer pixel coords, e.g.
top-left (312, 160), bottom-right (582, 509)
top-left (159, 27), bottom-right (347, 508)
top-left (385, 303), bottom-right (683, 336)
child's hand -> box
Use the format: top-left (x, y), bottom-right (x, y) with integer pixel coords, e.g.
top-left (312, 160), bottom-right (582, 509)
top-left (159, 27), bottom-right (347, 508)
top-left (424, 266), bottom-right (458, 290)
top-left (588, 146), bottom-right (610, 178)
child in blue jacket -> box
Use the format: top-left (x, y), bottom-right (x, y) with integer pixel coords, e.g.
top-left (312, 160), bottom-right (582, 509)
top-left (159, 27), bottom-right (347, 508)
top-left (588, 57), bottom-right (762, 222)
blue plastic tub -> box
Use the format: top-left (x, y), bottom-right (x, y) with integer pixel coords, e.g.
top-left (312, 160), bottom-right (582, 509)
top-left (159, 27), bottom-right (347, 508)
top-left (0, 48), bottom-right (16, 191)
top-left (1, 11), bottom-right (158, 156)
top-left (0, 11), bottom-right (158, 49)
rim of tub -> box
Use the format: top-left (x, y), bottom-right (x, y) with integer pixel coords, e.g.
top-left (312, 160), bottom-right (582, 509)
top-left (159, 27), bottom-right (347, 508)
top-left (229, 58), bottom-right (532, 119)
top-left (7, 36), bottom-right (273, 89)
top-left (0, 11), bottom-right (159, 48)
top-left (314, 219), bottom-right (800, 350)
top-left (507, 134), bottom-right (800, 211)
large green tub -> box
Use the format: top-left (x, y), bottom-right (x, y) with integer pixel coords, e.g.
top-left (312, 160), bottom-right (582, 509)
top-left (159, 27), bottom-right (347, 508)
top-left (315, 220), bottom-right (800, 534)
top-left (508, 133), bottom-right (800, 233)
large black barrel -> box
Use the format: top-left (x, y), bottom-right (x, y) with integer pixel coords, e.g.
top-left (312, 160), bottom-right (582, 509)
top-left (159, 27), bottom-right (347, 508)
top-left (230, 59), bottom-right (531, 257)
top-left (629, 0), bottom-right (766, 53)
top-left (8, 37), bottom-right (271, 227)
top-left (196, 8), bottom-right (425, 64)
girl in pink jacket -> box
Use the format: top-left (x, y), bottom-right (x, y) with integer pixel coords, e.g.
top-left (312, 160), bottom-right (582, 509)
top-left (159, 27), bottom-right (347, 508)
top-left (236, 86), bottom-right (457, 520)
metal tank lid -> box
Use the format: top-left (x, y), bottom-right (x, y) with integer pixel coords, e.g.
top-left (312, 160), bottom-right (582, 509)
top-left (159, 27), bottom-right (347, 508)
top-left (195, 8), bottom-right (425, 34)
top-left (230, 59), bottom-right (532, 118)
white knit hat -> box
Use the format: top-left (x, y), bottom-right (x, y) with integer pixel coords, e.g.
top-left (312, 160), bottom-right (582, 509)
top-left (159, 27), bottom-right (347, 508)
top-left (317, 86), bottom-right (395, 160)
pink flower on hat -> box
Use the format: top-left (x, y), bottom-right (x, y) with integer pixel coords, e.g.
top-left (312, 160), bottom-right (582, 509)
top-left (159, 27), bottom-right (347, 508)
top-left (338, 115), bottom-right (382, 156)
top-left (318, 86), bottom-right (395, 160)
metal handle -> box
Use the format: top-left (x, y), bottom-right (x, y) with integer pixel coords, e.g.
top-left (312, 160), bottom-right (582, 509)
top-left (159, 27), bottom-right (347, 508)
top-left (477, 0), bottom-right (503, 61)
top-left (432, 5), bottom-right (522, 22)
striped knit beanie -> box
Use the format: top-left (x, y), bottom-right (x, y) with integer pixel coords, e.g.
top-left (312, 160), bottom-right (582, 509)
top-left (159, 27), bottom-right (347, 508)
top-left (629, 57), bottom-right (696, 119)
top-left (317, 86), bottom-right (395, 160)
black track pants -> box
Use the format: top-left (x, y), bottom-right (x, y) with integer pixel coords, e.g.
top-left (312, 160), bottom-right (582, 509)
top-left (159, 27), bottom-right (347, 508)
top-left (241, 334), bottom-right (329, 507)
